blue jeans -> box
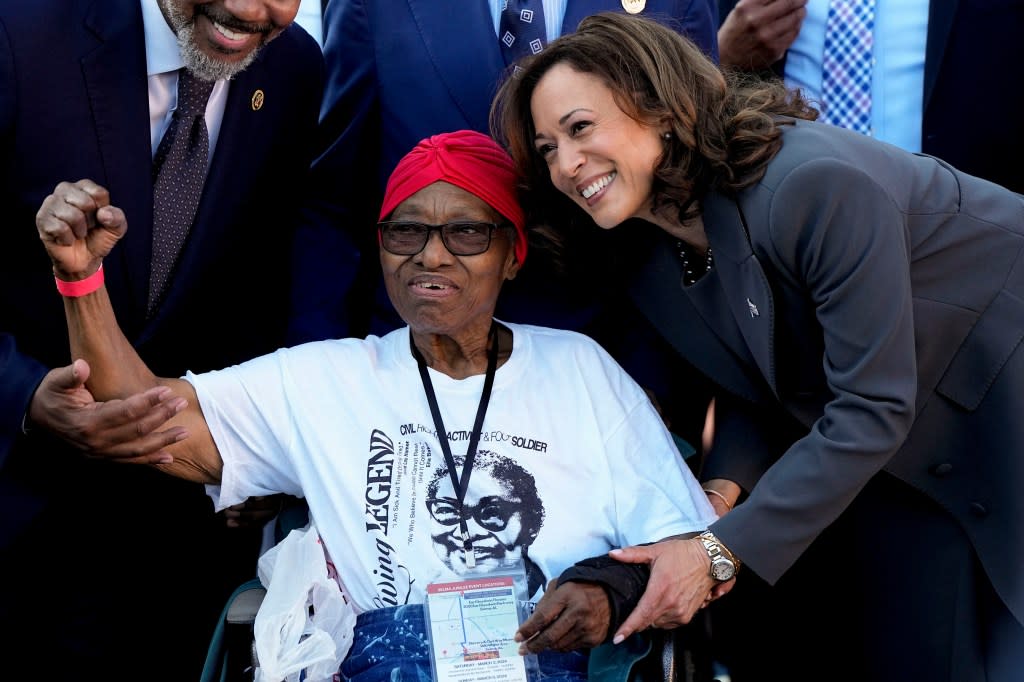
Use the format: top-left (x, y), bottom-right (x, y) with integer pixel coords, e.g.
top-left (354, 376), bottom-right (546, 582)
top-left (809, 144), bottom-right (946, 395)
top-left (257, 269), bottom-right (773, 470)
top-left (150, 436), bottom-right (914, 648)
top-left (340, 605), bottom-right (589, 682)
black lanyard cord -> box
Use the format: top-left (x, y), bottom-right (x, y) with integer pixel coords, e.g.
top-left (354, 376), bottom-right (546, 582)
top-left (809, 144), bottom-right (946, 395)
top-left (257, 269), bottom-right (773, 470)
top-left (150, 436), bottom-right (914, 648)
top-left (412, 322), bottom-right (500, 566)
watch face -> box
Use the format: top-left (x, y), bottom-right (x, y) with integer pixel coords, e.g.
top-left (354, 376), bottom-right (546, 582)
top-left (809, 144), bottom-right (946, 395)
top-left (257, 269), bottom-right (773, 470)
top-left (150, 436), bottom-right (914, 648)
top-left (710, 557), bottom-right (735, 581)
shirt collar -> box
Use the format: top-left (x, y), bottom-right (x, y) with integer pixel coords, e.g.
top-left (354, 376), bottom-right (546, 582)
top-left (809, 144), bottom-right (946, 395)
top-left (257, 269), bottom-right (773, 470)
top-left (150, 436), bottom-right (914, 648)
top-left (141, 0), bottom-right (184, 76)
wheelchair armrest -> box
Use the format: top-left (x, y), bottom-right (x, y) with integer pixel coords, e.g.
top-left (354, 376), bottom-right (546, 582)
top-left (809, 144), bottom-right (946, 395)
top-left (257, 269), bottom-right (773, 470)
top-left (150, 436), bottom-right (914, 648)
top-left (226, 586), bottom-right (266, 627)
top-left (201, 582), bottom-right (266, 682)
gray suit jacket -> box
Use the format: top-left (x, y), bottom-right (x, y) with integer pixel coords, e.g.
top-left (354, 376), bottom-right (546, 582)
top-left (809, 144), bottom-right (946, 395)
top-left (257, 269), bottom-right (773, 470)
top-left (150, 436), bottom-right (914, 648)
top-left (630, 120), bottom-right (1024, 625)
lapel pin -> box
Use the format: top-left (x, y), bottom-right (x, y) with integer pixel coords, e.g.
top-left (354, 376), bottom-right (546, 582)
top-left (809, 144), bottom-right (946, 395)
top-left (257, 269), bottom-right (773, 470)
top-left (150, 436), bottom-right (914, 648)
top-left (251, 89), bottom-right (265, 111)
top-left (747, 298), bottom-right (759, 318)
top-left (621, 0), bottom-right (646, 14)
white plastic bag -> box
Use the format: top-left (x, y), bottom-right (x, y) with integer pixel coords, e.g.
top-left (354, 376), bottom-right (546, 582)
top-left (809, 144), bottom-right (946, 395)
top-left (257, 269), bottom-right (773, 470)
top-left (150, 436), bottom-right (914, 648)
top-left (254, 522), bottom-right (356, 682)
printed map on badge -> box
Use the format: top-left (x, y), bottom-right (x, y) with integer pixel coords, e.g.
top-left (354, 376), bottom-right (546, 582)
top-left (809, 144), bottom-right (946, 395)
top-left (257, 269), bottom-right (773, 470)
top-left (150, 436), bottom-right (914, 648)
top-left (426, 576), bottom-right (528, 682)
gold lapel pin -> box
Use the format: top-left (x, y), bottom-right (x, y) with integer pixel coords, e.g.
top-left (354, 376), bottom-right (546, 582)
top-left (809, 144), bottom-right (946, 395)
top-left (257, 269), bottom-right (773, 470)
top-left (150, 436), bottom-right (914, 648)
top-left (621, 0), bottom-right (646, 14)
top-left (251, 89), bottom-right (265, 111)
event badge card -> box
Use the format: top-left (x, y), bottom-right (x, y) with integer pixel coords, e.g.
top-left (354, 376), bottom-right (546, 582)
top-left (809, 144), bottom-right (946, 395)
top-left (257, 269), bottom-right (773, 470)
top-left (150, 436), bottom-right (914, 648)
top-left (424, 564), bottom-right (538, 682)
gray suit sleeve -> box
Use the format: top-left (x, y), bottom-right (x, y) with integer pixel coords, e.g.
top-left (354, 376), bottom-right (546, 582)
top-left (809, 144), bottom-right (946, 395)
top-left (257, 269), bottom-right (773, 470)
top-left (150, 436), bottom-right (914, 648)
top-left (711, 158), bottom-right (918, 583)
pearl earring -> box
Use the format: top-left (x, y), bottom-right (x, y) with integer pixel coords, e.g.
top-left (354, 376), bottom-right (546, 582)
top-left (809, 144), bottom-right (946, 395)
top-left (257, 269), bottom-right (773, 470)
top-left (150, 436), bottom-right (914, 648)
top-left (663, 132), bottom-right (671, 140)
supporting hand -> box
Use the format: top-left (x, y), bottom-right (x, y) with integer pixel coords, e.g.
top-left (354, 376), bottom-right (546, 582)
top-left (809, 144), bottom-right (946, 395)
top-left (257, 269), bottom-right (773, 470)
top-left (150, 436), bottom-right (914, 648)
top-left (608, 538), bottom-right (716, 643)
top-left (27, 359), bottom-right (188, 464)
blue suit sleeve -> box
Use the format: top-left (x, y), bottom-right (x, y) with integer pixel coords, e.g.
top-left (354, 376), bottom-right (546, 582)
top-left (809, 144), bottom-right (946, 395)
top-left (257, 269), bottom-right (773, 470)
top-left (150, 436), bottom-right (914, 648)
top-left (0, 21), bottom-right (48, 465)
top-left (287, 0), bottom-right (379, 343)
top-left (0, 334), bottom-right (48, 466)
top-left (681, 0), bottom-right (719, 62)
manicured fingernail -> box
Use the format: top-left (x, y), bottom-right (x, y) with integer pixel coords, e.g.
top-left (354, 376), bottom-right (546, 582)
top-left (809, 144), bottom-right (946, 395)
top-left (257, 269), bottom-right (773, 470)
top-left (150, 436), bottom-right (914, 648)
top-left (158, 455), bottom-right (173, 464)
top-left (174, 431), bottom-right (188, 442)
top-left (613, 634), bottom-right (625, 645)
top-left (609, 548), bottom-right (622, 555)
top-left (173, 398), bottom-right (187, 412)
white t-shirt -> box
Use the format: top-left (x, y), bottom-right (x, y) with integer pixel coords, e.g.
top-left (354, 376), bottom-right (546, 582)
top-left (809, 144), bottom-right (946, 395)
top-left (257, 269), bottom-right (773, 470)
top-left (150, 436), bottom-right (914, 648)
top-left (188, 322), bottom-right (716, 613)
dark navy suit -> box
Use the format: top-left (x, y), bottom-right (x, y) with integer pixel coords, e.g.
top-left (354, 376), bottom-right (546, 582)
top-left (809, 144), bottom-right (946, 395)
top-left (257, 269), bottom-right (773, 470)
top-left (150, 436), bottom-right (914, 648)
top-left (0, 1), bottom-right (326, 678)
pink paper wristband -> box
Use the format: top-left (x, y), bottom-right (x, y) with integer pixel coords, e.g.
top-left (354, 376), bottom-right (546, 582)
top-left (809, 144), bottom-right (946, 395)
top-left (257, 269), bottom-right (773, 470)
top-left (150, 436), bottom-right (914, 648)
top-left (55, 264), bottom-right (104, 297)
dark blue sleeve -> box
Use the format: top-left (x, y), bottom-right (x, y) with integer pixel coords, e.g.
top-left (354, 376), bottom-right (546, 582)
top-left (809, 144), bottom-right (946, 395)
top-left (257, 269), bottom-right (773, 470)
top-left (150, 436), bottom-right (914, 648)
top-left (0, 334), bottom-right (48, 467)
top-left (679, 0), bottom-right (719, 62)
top-left (287, 0), bottom-right (378, 344)
top-left (0, 21), bottom-right (48, 466)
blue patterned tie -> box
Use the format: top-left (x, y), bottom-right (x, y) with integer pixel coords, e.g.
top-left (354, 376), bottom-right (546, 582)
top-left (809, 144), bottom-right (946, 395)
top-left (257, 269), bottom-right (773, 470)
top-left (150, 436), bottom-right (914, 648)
top-left (499, 0), bottom-right (547, 67)
top-left (820, 0), bottom-right (875, 135)
top-left (149, 69), bottom-right (215, 315)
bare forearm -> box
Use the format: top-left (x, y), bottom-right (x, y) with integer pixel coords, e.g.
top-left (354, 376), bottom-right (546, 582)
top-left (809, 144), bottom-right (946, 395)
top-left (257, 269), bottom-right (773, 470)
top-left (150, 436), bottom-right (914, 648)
top-left (64, 287), bottom-right (156, 398)
top-left (63, 289), bottom-right (223, 483)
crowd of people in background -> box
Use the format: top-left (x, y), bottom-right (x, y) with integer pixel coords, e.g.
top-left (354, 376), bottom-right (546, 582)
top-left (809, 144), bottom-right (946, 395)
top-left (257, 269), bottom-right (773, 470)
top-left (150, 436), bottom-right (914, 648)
top-left (1, 1), bottom-right (1021, 681)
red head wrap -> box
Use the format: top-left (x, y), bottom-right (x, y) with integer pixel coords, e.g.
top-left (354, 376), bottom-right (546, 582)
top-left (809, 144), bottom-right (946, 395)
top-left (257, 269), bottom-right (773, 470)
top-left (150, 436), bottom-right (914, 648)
top-left (379, 130), bottom-right (527, 264)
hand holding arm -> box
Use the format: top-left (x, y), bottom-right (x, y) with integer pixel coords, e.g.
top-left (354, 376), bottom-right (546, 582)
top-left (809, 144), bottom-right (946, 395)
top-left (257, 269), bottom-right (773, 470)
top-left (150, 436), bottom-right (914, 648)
top-left (608, 537), bottom-right (719, 643)
top-left (27, 359), bottom-right (188, 464)
top-left (718, 0), bottom-right (808, 71)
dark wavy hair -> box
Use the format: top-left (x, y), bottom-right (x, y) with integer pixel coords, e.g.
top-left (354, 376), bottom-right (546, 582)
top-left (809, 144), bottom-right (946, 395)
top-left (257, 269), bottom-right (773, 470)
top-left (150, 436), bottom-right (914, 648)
top-left (489, 11), bottom-right (817, 274)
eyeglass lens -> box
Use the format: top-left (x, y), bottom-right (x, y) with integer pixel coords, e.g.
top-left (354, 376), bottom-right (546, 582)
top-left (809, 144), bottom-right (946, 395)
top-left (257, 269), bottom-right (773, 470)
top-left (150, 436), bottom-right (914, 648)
top-left (379, 221), bottom-right (496, 256)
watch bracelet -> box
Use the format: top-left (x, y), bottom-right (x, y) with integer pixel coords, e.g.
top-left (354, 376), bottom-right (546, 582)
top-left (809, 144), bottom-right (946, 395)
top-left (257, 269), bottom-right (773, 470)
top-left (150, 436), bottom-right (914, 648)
top-left (699, 530), bottom-right (742, 571)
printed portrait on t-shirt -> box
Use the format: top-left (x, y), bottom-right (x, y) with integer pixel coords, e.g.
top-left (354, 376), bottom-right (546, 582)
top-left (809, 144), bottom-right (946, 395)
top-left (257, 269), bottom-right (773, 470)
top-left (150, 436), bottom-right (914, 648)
top-left (425, 450), bottom-right (547, 597)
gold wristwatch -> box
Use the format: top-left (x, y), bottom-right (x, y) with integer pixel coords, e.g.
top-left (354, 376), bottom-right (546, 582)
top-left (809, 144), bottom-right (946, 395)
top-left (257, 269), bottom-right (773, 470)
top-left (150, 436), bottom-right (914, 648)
top-left (698, 530), bottom-right (741, 582)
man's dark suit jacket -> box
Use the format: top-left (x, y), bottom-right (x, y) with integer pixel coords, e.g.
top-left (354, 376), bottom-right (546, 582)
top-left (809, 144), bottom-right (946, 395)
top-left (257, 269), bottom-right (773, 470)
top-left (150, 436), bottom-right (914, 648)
top-left (0, 1), bottom-right (326, 677)
top-left (717, 0), bottom-right (1024, 193)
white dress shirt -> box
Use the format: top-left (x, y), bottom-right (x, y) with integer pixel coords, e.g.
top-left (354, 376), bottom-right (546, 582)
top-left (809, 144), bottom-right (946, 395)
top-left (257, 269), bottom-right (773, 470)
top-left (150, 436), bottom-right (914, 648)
top-left (294, 0), bottom-right (324, 48)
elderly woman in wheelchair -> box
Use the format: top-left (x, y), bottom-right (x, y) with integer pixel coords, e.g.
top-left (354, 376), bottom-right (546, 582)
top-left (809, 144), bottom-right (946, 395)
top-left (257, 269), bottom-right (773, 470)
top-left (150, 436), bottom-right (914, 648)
top-left (36, 130), bottom-right (719, 682)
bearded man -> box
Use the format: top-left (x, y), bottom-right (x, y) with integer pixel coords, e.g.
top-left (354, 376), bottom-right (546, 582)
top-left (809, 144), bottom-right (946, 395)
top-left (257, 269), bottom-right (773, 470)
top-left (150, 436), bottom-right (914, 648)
top-left (0, 2), bottom-right (348, 678)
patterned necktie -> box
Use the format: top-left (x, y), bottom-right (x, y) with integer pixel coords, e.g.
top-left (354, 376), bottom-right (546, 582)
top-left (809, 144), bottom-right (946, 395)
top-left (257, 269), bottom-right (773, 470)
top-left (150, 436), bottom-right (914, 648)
top-left (499, 0), bottom-right (547, 67)
top-left (149, 69), bottom-right (215, 315)
top-left (820, 0), bottom-right (875, 135)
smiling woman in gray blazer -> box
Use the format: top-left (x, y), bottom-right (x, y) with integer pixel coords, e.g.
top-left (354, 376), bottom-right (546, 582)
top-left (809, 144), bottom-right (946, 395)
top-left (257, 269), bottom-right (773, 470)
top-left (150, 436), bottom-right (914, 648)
top-left (494, 12), bottom-right (1023, 682)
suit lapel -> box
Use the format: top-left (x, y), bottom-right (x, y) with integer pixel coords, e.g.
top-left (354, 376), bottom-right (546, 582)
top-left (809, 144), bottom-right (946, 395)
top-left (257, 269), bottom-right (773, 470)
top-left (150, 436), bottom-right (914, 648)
top-left (703, 191), bottom-right (779, 396)
top-left (81, 0), bottom-right (153, 320)
top-left (405, 0), bottom-right (506, 132)
top-left (628, 235), bottom-right (767, 404)
top-left (924, 0), bottom-right (957, 110)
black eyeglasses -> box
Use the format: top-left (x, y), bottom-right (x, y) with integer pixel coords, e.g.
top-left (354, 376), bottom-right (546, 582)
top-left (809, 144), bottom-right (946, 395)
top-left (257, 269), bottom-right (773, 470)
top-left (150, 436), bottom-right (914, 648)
top-left (426, 497), bottom-right (519, 532)
top-left (378, 221), bottom-right (505, 256)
